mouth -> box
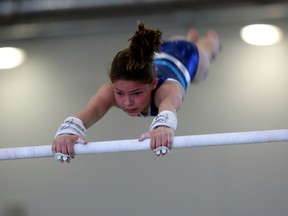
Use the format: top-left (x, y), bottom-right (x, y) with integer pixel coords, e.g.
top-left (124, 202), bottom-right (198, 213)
top-left (125, 108), bottom-right (138, 114)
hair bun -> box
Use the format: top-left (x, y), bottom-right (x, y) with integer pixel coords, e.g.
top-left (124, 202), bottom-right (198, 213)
top-left (127, 21), bottom-right (162, 70)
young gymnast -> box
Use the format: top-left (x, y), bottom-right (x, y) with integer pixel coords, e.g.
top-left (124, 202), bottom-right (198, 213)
top-left (52, 21), bottom-right (221, 162)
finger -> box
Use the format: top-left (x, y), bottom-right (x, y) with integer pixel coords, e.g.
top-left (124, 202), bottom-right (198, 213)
top-left (150, 135), bottom-right (157, 151)
top-left (54, 152), bottom-right (71, 163)
top-left (76, 137), bottom-right (87, 144)
top-left (138, 132), bottom-right (150, 141)
top-left (161, 145), bottom-right (167, 156)
top-left (161, 147), bottom-right (167, 154)
top-left (153, 146), bottom-right (170, 156)
top-left (67, 144), bottom-right (75, 159)
top-left (161, 146), bottom-right (167, 156)
top-left (155, 149), bottom-right (161, 156)
top-left (66, 156), bottom-right (71, 163)
top-left (61, 142), bottom-right (68, 155)
top-left (154, 135), bottom-right (163, 152)
top-left (161, 135), bottom-right (173, 156)
top-left (167, 134), bottom-right (173, 150)
top-left (52, 142), bottom-right (56, 154)
top-left (66, 136), bottom-right (83, 159)
top-left (161, 138), bottom-right (167, 156)
top-left (57, 153), bottom-right (65, 163)
top-left (55, 142), bottom-right (62, 154)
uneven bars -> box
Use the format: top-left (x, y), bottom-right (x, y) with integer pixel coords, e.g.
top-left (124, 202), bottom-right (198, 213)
top-left (0, 129), bottom-right (287, 161)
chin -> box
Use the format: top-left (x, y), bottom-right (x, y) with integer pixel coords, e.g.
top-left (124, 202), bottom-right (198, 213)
top-left (127, 112), bottom-right (139, 117)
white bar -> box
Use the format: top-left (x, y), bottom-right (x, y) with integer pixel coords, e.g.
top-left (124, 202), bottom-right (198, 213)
top-left (0, 129), bottom-right (287, 160)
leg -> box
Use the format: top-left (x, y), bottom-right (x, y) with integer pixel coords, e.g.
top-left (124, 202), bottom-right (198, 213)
top-left (168, 28), bottom-right (199, 42)
top-left (196, 30), bottom-right (221, 60)
top-left (186, 28), bottom-right (200, 43)
top-left (192, 30), bottom-right (221, 83)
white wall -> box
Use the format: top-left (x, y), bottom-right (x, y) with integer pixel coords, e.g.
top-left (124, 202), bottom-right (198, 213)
top-left (0, 10), bottom-right (287, 216)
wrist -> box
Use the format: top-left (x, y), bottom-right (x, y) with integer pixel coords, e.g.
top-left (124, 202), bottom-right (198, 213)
top-left (149, 110), bottom-right (177, 131)
top-left (54, 117), bottom-right (87, 138)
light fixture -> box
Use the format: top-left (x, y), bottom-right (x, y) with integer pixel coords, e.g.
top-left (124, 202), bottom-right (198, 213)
top-left (0, 47), bottom-right (26, 70)
top-left (240, 24), bottom-right (283, 46)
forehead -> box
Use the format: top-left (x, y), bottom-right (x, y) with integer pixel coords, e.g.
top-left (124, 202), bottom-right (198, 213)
top-left (113, 80), bottom-right (149, 91)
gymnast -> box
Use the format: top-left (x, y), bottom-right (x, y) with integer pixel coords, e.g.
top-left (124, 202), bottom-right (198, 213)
top-left (52, 21), bottom-right (221, 162)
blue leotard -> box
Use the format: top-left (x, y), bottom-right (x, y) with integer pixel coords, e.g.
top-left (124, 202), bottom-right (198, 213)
top-left (142, 40), bottom-right (199, 117)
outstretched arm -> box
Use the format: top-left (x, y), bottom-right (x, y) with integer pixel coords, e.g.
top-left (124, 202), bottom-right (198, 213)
top-left (75, 83), bottom-right (116, 129)
top-left (52, 83), bottom-right (116, 162)
top-left (139, 81), bottom-right (184, 155)
top-left (154, 81), bottom-right (184, 113)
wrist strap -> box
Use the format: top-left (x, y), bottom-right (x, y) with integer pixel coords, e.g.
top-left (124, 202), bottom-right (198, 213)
top-left (54, 117), bottom-right (87, 138)
top-left (149, 110), bottom-right (177, 131)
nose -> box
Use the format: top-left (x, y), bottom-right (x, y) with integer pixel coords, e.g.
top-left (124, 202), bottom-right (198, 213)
top-left (124, 96), bottom-right (133, 107)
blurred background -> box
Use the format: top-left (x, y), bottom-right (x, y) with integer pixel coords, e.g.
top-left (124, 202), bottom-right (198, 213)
top-left (0, 0), bottom-right (287, 216)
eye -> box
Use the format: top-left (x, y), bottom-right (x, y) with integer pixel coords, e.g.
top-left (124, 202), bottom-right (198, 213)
top-left (115, 91), bottom-right (123, 96)
top-left (133, 91), bottom-right (142, 96)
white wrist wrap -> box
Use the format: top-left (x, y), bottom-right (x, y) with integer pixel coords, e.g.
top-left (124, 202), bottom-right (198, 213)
top-left (54, 117), bottom-right (87, 138)
top-left (149, 110), bottom-right (177, 131)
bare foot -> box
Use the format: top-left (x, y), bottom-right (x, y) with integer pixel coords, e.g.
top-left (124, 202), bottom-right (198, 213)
top-left (206, 29), bottom-right (218, 38)
top-left (206, 30), bottom-right (222, 60)
top-left (187, 28), bottom-right (200, 43)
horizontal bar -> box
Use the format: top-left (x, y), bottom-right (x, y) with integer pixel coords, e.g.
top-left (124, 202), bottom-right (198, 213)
top-left (0, 129), bottom-right (287, 160)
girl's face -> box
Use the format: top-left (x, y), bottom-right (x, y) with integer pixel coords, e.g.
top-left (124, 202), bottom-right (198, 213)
top-left (113, 78), bottom-right (158, 116)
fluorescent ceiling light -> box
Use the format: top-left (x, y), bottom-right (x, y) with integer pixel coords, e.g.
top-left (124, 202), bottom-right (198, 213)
top-left (240, 24), bottom-right (283, 46)
top-left (0, 47), bottom-right (26, 69)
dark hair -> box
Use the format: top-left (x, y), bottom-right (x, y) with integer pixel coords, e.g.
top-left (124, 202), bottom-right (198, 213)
top-left (109, 21), bottom-right (162, 84)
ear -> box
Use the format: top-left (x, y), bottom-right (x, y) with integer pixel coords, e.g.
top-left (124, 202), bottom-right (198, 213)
top-left (151, 77), bottom-right (158, 90)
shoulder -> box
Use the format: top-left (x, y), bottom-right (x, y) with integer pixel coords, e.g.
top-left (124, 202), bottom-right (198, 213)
top-left (155, 80), bottom-right (185, 96)
top-left (96, 82), bottom-right (115, 97)
top-left (153, 80), bottom-right (185, 106)
top-left (99, 82), bottom-right (114, 91)
top-left (90, 82), bottom-right (116, 106)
